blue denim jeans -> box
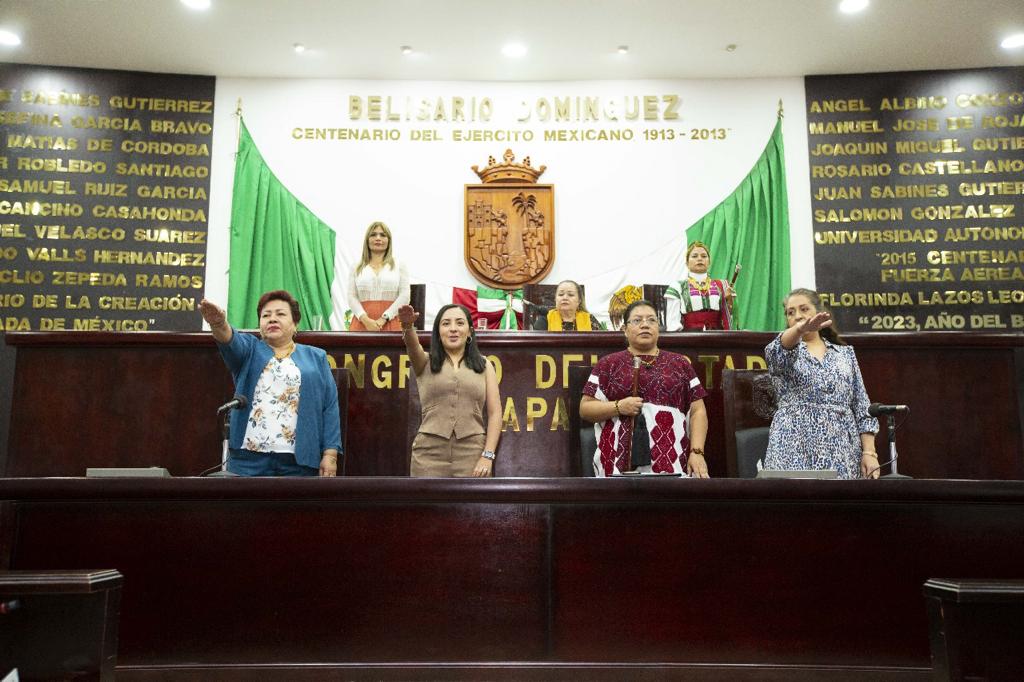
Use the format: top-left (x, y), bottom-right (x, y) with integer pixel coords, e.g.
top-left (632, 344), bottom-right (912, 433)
top-left (227, 449), bottom-right (319, 477)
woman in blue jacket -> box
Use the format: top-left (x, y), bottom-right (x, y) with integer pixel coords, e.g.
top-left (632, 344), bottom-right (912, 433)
top-left (200, 290), bottom-right (341, 476)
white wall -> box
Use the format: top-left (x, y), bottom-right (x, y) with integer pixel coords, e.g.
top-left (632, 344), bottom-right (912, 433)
top-left (205, 78), bottom-right (813, 327)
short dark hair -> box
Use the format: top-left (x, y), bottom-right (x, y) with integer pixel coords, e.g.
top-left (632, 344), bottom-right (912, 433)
top-left (429, 304), bottom-right (486, 374)
top-left (623, 299), bottom-right (658, 328)
top-left (257, 290), bottom-right (302, 326)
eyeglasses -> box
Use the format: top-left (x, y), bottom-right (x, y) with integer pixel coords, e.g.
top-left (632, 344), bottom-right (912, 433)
top-left (626, 317), bottom-right (659, 327)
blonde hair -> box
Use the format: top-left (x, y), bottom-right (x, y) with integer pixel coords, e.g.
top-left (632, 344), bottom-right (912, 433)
top-left (686, 240), bottom-right (711, 261)
top-left (356, 221), bottom-right (395, 275)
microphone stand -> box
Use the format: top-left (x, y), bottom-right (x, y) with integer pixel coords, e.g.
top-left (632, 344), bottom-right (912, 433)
top-left (882, 413), bottom-right (912, 479)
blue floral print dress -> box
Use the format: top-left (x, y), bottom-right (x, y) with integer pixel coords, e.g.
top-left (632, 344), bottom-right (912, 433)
top-left (763, 335), bottom-right (879, 479)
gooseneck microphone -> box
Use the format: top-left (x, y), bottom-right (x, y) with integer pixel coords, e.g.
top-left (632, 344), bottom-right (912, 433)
top-left (868, 402), bottom-right (909, 417)
top-left (216, 395), bottom-right (249, 415)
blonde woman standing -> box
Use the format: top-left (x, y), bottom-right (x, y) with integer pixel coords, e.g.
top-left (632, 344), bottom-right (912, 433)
top-left (348, 221), bottom-right (409, 331)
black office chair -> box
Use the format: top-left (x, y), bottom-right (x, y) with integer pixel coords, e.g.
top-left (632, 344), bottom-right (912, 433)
top-left (568, 364), bottom-right (598, 477)
top-left (409, 283), bottom-right (426, 330)
top-left (330, 367), bottom-right (351, 475)
top-left (722, 368), bottom-right (777, 478)
top-left (642, 284), bottom-right (669, 329)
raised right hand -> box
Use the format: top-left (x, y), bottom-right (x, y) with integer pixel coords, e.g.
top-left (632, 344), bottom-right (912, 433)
top-left (798, 311), bottom-right (833, 335)
top-left (199, 298), bottom-right (226, 327)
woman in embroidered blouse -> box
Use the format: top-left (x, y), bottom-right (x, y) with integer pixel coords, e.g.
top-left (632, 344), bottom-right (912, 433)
top-left (348, 221), bottom-right (410, 331)
top-left (665, 241), bottom-right (735, 331)
top-left (199, 290), bottom-right (341, 477)
top-left (763, 288), bottom-right (880, 479)
top-left (531, 279), bottom-right (602, 331)
top-left (397, 303), bottom-right (502, 477)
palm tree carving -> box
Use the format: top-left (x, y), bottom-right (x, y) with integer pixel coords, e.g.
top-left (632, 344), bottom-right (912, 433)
top-left (501, 192), bottom-right (535, 277)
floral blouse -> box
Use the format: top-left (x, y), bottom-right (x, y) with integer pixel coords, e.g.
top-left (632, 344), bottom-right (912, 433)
top-left (242, 356), bottom-right (301, 453)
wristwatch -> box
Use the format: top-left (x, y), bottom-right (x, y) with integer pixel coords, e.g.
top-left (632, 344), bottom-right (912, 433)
top-left (381, 312), bottom-right (392, 322)
top-left (481, 450), bottom-right (496, 460)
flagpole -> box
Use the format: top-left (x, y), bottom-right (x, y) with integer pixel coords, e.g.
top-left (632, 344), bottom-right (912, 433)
top-left (777, 98), bottom-right (784, 119)
top-left (235, 98), bottom-right (243, 148)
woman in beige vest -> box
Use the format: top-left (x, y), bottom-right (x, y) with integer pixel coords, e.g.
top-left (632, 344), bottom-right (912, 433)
top-left (398, 303), bottom-right (501, 476)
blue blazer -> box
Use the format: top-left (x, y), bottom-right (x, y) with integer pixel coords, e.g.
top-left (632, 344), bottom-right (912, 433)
top-left (217, 329), bottom-right (342, 468)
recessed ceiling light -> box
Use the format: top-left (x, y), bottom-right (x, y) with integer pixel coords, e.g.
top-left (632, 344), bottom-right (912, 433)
top-left (1001, 33), bottom-right (1024, 49)
top-left (180, 0), bottom-right (211, 10)
top-left (617, 45), bottom-right (629, 54)
top-left (401, 45), bottom-right (413, 55)
top-left (0, 29), bottom-right (21, 47)
top-left (502, 43), bottom-right (527, 58)
top-left (725, 44), bottom-right (737, 52)
top-left (839, 0), bottom-right (869, 13)
top-left (293, 43), bottom-right (306, 54)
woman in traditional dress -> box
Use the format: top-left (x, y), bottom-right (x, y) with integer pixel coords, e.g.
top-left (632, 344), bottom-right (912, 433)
top-left (398, 303), bottom-right (502, 477)
top-left (665, 241), bottom-right (735, 330)
top-left (531, 279), bottom-right (602, 331)
top-left (348, 221), bottom-right (409, 331)
top-left (764, 288), bottom-right (880, 479)
top-left (580, 300), bottom-right (709, 477)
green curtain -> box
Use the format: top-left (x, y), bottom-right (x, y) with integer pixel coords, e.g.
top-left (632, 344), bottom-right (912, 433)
top-left (227, 119), bottom-right (336, 330)
top-left (685, 118), bottom-right (791, 331)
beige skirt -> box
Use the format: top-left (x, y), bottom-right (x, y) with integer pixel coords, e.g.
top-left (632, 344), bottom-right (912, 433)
top-left (410, 431), bottom-right (487, 477)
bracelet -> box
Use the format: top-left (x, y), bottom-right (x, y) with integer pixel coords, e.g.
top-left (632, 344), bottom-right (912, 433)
top-left (323, 453), bottom-right (338, 459)
top-left (862, 451), bottom-right (878, 458)
top-left (614, 399), bottom-right (621, 416)
top-left (690, 447), bottom-right (705, 457)
top-left (401, 323), bottom-right (414, 331)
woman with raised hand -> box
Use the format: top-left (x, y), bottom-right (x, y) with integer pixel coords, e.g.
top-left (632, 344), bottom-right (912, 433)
top-left (200, 291), bottom-right (341, 476)
top-left (398, 303), bottom-right (501, 477)
top-left (764, 288), bottom-right (880, 479)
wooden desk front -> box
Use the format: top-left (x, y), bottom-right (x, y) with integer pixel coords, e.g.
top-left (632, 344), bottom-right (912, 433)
top-left (3, 331), bottom-right (1023, 478)
top-left (2, 478), bottom-right (1024, 679)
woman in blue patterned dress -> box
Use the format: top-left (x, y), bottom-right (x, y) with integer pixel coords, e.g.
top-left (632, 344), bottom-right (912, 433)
top-left (763, 288), bottom-right (880, 479)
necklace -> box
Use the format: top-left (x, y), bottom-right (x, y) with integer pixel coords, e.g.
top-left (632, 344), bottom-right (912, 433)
top-left (688, 276), bottom-right (711, 296)
top-left (273, 341), bottom-right (296, 360)
top-left (630, 350), bottom-right (659, 368)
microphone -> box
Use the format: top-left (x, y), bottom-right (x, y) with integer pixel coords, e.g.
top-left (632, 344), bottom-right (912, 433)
top-left (217, 395), bottom-right (249, 415)
top-left (868, 402), bottom-right (909, 417)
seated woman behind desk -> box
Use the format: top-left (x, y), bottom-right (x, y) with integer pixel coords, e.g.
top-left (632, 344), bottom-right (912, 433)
top-left (764, 288), bottom-right (880, 479)
top-left (200, 291), bottom-right (341, 477)
top-left (665, 241), bottom-right (735, 330)
top-left (348, 221), bottom-right (409, 331)
top-left (398, 303), bottom-right (502, 477)
top-left (531, 279), bottom-right (602, 331)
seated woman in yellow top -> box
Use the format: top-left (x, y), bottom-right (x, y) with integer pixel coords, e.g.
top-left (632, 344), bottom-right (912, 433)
top-left (532, 279), bottom-right (602, 331)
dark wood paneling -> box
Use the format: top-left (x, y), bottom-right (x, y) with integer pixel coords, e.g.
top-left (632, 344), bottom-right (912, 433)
top-left (4, 331), bottom-right (1023, 478)
top-left (2, 477), bottom-right (1023, 677)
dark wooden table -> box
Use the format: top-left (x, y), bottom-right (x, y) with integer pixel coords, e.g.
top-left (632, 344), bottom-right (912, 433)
top-left (3, 477), bottom-right (1024, 680)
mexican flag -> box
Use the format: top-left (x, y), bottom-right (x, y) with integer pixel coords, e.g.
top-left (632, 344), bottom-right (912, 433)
top-left (452, 286), bottom-right (524, 330)
top-left (226, 119), bottom-right (337, 331)
top-left (684, 117), bottom-right (791, 331)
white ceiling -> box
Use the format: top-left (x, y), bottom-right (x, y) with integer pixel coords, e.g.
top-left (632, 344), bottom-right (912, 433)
top-left (1, 0), bottom-right (1023, 81)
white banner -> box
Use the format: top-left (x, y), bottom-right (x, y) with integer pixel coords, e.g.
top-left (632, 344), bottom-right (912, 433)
top-left (206, 78), bottom-right (814, 328)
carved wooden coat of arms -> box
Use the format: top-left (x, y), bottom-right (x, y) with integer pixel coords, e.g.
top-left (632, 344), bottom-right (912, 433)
top-left (465, 150), bottom-right (554, 289)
